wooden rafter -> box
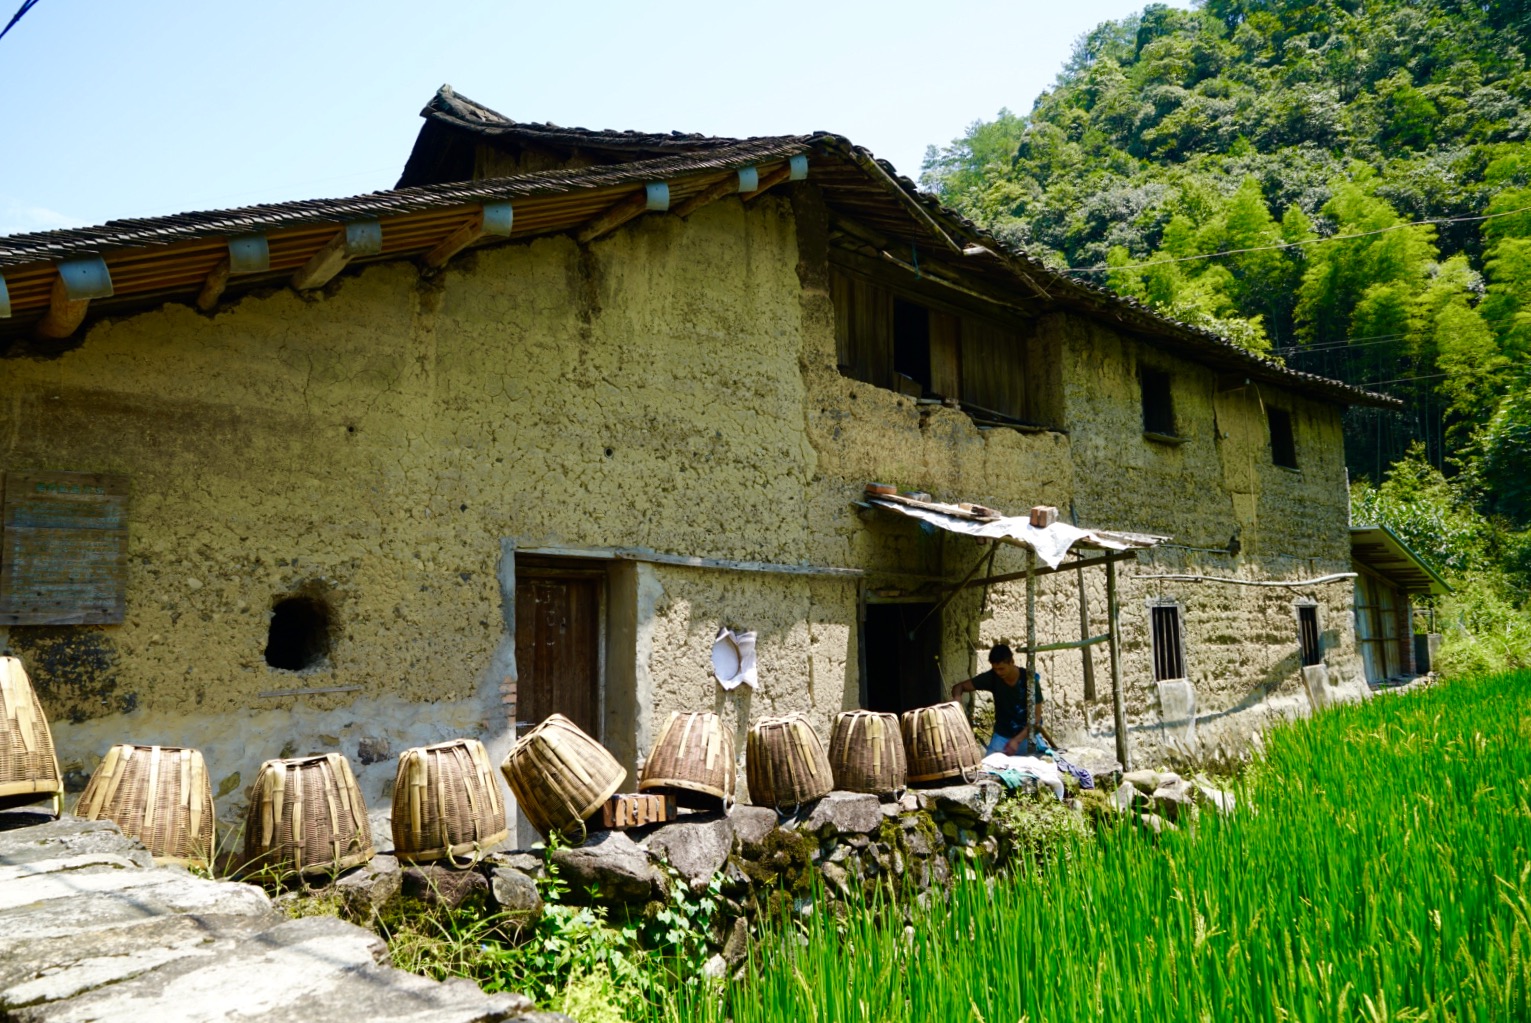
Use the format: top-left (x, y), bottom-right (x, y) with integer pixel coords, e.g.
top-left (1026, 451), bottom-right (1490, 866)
top-left (575, 190), bottom-right (652, 244)
top-left (423, 202), bottom-right (514, 268)
top-left (35, 274), bottom-right (90, 339)
top-left (196, 257), bottom-right (231, 312)
top-left (741, 164), bottom-right (792, 202)
top-left (291, 222), bottom-right (382, 291)
top-left (670, 172), bottom-right (739, 218)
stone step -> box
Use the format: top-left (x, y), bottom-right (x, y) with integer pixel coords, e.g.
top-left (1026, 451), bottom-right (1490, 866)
top-left (0, 813), bottom-right (560, 1023)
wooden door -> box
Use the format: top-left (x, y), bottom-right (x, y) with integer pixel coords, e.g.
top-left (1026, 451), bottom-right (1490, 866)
top-left (514, 566), bottom-right (602, 738)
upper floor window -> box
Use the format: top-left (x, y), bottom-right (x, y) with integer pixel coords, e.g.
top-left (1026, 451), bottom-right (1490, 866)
top-left (1140, 367), bottom-right (1176, 438)
top-left (1269, 407), bottom-right (1298, 469)
top-left (830, 265), bottom-right (1059, 430)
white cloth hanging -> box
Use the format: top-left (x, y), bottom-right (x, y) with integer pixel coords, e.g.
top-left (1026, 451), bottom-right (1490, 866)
top-left (711, 627), bottom-right (758, 690)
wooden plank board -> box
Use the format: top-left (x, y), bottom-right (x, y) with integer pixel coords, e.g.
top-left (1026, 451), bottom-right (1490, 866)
top-left (0, 471), bottom-right (130, 625)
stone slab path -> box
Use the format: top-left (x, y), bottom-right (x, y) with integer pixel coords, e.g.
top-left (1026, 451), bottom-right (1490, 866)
top-left (0, 811), bottom-right (568, 1023)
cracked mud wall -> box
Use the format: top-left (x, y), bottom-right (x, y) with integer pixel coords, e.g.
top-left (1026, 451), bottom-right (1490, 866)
top-left (0, 179), bottom-right (1369, 829)
top-left (0, 196), bottom-right (823, 834)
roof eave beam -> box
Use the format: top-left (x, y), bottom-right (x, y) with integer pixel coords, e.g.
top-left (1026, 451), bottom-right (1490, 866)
top-left (741, 163), bottom-right (794, 202)
top-left (198, 234), bottom-right (272, 311)
top-left (423, 201), bottom-right (514, 269)
top-left (35, 257), bottom-right (113, 340)
top-left (576, 183), bottom-right (668, 244)
top-left (671, 171), bottom-right (744, 218)
top-left (291, 221), bottom-right (382, 291)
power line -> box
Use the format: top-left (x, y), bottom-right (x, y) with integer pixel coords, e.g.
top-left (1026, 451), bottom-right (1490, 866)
top-left (0, 0), bottom-right (40, 43)
top-left (1066, 203), bottom-right (1531, 275)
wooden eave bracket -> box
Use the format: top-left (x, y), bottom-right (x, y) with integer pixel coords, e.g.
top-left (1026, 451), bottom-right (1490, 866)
top-left (741, 162), bottom-right (794, 202)
top-left (291, 221), bottom-right (382, 291)
top-left (36, 257), bottom-right (113, 339)
top-left (198, 234), bottom-right (271, 312)
top-left (576, 183), bottom-right (669, 244)
top-left (423, 201), bottom-right (514, 269)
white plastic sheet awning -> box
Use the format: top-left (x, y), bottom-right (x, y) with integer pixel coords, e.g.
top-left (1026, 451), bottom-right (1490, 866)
top-left (868, 497), bottom-right (1165, 569)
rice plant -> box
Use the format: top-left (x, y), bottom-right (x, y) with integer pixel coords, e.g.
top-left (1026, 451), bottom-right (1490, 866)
top-left (657, 672), bottom-right (1531, 1022)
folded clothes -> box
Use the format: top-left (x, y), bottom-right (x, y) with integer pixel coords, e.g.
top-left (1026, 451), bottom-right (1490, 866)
top-left (980, 752), bottom-right (1065, 800)
top-left (1053, 755), bottom-right (1095, 790)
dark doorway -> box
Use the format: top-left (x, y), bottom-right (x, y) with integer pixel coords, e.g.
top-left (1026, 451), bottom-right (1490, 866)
top-left (863, 602), bottom-right (943, 714)
top-left (514, 558), bottom-right (604, 738)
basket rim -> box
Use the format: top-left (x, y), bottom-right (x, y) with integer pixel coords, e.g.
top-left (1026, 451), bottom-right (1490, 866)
top-left (637, 777), bottom-right (728, 800)
top-left (394, 828), bottom-right (510, 864)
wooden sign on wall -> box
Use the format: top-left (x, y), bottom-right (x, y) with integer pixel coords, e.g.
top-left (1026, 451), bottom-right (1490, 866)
top-left (0, 472), bottom-right (129, 626)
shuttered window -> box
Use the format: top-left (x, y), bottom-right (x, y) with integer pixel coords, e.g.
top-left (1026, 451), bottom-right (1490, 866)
top-left (1150, 604), bottom-right (1186, 681)
top-left (830, 266), bottom-right (1058, 429)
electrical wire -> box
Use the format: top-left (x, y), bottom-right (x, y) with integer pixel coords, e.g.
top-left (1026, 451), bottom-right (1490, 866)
top-left (0, 0), bottom-right (40, 43)
top-left (1066, 203), bottom-right (1531, 275)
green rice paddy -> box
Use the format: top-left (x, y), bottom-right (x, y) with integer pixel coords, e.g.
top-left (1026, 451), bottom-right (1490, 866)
top-left (666, 672), bottom-right (1531, 1022)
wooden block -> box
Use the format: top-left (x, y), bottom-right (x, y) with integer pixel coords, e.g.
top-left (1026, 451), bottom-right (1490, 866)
top-left (1029, 505), bottom-right (1059, 528)
top-left (600, 792), bottom-right (676, 830)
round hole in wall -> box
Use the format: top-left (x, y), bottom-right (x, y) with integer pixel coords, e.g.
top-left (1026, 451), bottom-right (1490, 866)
top-left (264, 595), bottom-right (331, 671)
top-left (604, 447), bottom-right (614, 457)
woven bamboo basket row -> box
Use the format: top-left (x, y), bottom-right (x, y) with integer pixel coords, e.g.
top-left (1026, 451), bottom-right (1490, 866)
top-left (746, 714), bottom-right (833, 810)
top-left (242, 753), bottom-right (375, 877)
top-left (0, 657), bottom-right (62, 815)
top-left (393, 738), bottom-right (507, 865)
top-left (501, 714), bottom-right (625, 840)
top-left (828, 710), bottom-right (906, 796)
top-left (75, 744), bottom-right (215, 867)
top-left (639, 711), bottom-right (734, 810)
top-left (901, 701), bottom-right (984, 784)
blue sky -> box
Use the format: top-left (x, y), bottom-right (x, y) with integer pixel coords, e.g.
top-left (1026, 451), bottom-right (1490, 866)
top-left (0, 1), bottom-right (1186, 236)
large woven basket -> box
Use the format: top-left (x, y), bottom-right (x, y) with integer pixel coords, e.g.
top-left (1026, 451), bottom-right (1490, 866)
top-left (500, 714), bottom-right (625, 841)
top-left (75, 744), bottom-right (215, 867)
top-left (746, 714), bottom-right (832, 811)
top-left (392, 738), bottom-right (508, 866)
top-left (242, 753), bottom-right (374, 877)
top-left (0, 657), bottom-right (62, 814)
top-left (638, 711), bottom-right (735, 811)
top-left (901, 702), bottom-right (984, 785)
top-left (828, 710), bottom-right (906, 796)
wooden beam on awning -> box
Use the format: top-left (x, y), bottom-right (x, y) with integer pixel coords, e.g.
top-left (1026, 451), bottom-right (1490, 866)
top-left (946, 548), bottom-right (1138, 591)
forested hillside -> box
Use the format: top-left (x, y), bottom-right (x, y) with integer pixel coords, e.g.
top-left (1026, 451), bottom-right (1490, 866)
top-left (921, 0), bottom-right (1531, 670)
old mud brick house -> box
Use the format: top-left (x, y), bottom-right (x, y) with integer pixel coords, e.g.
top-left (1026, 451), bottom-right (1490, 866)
top-left (0, 88), bottom-right (1400, 838)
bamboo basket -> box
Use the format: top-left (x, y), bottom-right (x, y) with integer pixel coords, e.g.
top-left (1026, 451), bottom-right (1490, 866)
top-left (746, 714), bottom-right (832, 810)
top-left (0, 657), bottom-right (62, 815)
top-left (500, 714), bottom-right (625, 841)
top-left (638, 711), bottom-right (735, 811)
top-left (391, 738), bottom-right (508, 866)
top-left (828, 710), bottom-right (907, 796)
top-left (901, 702), bottom-right (984, 784)
top-left (242, 753), bottom-right (374, 877)
top-left (74, 744), bottom-right (215, 867)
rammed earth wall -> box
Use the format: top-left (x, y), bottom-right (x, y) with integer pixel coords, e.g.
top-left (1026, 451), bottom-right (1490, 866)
top-left (0, 186), bottom-right (1363, 844)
